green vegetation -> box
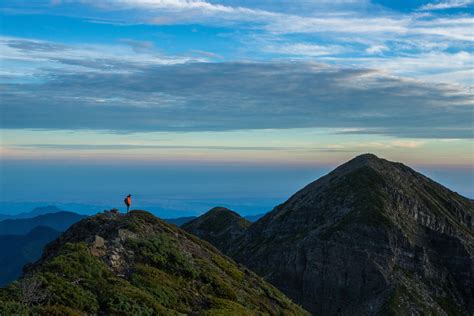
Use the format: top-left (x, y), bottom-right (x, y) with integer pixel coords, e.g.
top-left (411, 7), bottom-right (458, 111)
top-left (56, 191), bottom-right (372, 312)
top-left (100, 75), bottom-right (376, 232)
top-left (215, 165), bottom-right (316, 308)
top-left (182, 207), bottom-right (251, 235)
top-left (182, 207), bottom-right (251, 254)
top-left (126, 234), bottom-right (198, 279)
top-left (435, 295), bottom-right (463, 316)
top-left (0, 211), bottom-right (308, 315)
top-left (381, 273), bottom-right (444, 316)
top-left (382, 286), bottom-right (408, 316)
top-left (320, 166), bottom-right (393, 240)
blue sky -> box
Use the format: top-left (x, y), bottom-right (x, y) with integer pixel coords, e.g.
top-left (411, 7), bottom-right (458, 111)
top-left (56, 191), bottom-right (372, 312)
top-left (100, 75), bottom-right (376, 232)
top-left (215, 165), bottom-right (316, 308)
top-left (0, 0), bottom-right (473, 214)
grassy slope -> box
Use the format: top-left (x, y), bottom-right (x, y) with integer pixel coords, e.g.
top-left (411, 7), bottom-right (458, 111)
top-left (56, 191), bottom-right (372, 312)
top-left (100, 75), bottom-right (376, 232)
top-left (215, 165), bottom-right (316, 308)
top-left (0, 211), bottom-right (307, 316)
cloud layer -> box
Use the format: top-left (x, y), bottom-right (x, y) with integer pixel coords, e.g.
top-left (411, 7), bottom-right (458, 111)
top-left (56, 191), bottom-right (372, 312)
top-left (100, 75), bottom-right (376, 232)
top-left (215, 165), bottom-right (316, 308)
top-left (0, 2), bottom-right (472, 139)
top-left (1, 53), bottom-right (472, 138)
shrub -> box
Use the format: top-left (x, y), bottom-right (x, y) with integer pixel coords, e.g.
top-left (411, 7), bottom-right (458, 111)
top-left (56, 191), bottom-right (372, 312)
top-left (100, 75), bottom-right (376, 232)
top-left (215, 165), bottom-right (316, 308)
top-left (127, 234), bottom-right (197, 279)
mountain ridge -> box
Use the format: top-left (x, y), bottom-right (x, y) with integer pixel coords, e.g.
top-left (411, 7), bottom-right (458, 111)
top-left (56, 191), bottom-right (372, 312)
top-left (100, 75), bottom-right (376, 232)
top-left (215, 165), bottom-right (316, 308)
top-left (0, 210), bottom-right (308, 315)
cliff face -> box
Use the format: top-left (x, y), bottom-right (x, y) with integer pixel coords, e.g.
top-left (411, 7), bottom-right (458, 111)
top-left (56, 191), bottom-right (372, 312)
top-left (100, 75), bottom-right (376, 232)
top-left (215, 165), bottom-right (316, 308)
top-left (0, 211), bottom-right (308, 315)
top-left (182, 206), bottom-right (251, 254)
top-left (191, 154), bottom-right (474, 315)
top-left (239, 154), bottom-right (473, 315)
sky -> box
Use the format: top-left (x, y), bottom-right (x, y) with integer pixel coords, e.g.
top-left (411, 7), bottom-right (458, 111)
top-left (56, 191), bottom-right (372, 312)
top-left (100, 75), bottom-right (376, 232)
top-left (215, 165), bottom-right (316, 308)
top-left (0, 0), bottom-right (473, 215)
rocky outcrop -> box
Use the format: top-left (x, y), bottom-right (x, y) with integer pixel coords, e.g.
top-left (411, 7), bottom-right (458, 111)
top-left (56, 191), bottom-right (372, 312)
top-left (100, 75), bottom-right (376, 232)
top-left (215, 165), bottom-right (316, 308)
top-left (194, 154), bottom-right (474, 315)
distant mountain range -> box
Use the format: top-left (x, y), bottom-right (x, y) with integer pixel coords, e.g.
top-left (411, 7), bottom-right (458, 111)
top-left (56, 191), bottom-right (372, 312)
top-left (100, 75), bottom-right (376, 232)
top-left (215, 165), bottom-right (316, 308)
top-left (184, 154), bottom-right (474, 315)
top-left (0, 205), bottom-right (68, 221)
top-left (0, 202), bottom-right (106, 217)
top-left (0, 211), bottom-right (86, 235)
top-left (14, 205), bottom-right (66, 218)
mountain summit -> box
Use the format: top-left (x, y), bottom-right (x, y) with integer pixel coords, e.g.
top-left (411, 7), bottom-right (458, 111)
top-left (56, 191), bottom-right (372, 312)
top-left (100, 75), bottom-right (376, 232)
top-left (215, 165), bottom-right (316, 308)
top-left (182, 207), bottom-right (251, 254)
top-left (191, 154), bottom-right (474, 315)
top-left (0, 210), bottom-right (308, 315)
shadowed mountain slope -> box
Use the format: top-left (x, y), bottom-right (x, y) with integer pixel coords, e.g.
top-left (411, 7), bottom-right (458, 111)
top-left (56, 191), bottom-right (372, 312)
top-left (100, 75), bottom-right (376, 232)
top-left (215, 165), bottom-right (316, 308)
top-left (0, 226), bottom-right (61, 287)
top-left (188, 154), bottom-right (474, 315)
top-left (0, 210), bottom-right (308, 315)
top-left (182, 207), bottom-right (251, 254)
top-left (238, 154), bottom-right (474, 315)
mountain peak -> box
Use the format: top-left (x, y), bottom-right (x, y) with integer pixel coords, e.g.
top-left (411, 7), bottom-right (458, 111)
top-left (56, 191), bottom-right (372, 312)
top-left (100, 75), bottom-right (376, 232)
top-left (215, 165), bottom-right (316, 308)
top-left (187, 207), bottom-right (248, 226)
top-left (223, 155), bottom-right (473, 315)
top-left (331, 153), bottom-right (395, 175)
top-left (346, 153), bottom-right (383, 166)
top-left (183, 207), bottom-right (250, 254)
top-left (350, 152), bottom-right (380, 161)
top-left (207, 206), bottom-right (237, 215)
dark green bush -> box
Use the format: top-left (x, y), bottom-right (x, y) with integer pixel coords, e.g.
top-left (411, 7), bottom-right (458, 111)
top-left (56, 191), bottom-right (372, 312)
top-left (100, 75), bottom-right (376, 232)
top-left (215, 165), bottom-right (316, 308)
top-left (127, 234), bottom-right (198, 279)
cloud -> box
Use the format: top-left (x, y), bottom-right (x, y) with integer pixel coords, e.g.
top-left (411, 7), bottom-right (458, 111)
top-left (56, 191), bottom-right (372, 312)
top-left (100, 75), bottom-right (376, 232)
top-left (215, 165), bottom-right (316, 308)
top-left (263, 43), bottom-right (345, 57)
top-left (12, 143), bottom-right (353, 152)
top-left (3, 2), bottom-right (473, 86)
top-left (0, 37), bottom-right (206, 81)
top-left (365, 45), bottom-right (388, 55)
top-left (71, 0), bottom-right (473, 87)
top-left (5, 39), bottom-right (67, 52)
top-left (88, 0), bottom-right (473, 43)
top-left (1, 60), bottom-right (472, 138)
top-left (326, 140), bottom-right (426, 150)
top-left (119, 39), bottom-right (155, 53)
top-left (419, 0), bottom-right (474, 10)
top-left (189, 50), bottom-right (223, 59)
top-left (321, 50), bottom-right (474, 85)
top-left (390, 140), bottom-right (425, 148)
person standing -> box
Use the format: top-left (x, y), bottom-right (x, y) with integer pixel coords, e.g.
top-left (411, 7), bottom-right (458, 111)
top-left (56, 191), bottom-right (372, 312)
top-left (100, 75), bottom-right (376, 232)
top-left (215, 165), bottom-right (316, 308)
top-left (124, 194), bottom-right (132, 212)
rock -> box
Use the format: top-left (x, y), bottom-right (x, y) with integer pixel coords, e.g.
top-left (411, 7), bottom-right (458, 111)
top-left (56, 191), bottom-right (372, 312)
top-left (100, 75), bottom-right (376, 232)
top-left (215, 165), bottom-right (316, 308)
top-left (89, 235), bottom-right (106, 257)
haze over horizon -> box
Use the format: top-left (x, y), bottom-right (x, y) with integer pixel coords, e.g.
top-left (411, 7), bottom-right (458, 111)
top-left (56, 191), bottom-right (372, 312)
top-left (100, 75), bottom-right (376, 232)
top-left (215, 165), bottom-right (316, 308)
top-left (0, 0), bottom-right (473, 211)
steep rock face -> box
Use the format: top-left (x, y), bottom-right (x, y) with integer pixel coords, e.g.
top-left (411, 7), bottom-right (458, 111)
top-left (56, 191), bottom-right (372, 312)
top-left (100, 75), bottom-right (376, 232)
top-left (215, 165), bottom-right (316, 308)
top-left (0, 211), bottom-right (308, 315)
top-left (226, 154), bottom-right (473, 315)
top-left (183, 207), bottom-right (251, 255)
